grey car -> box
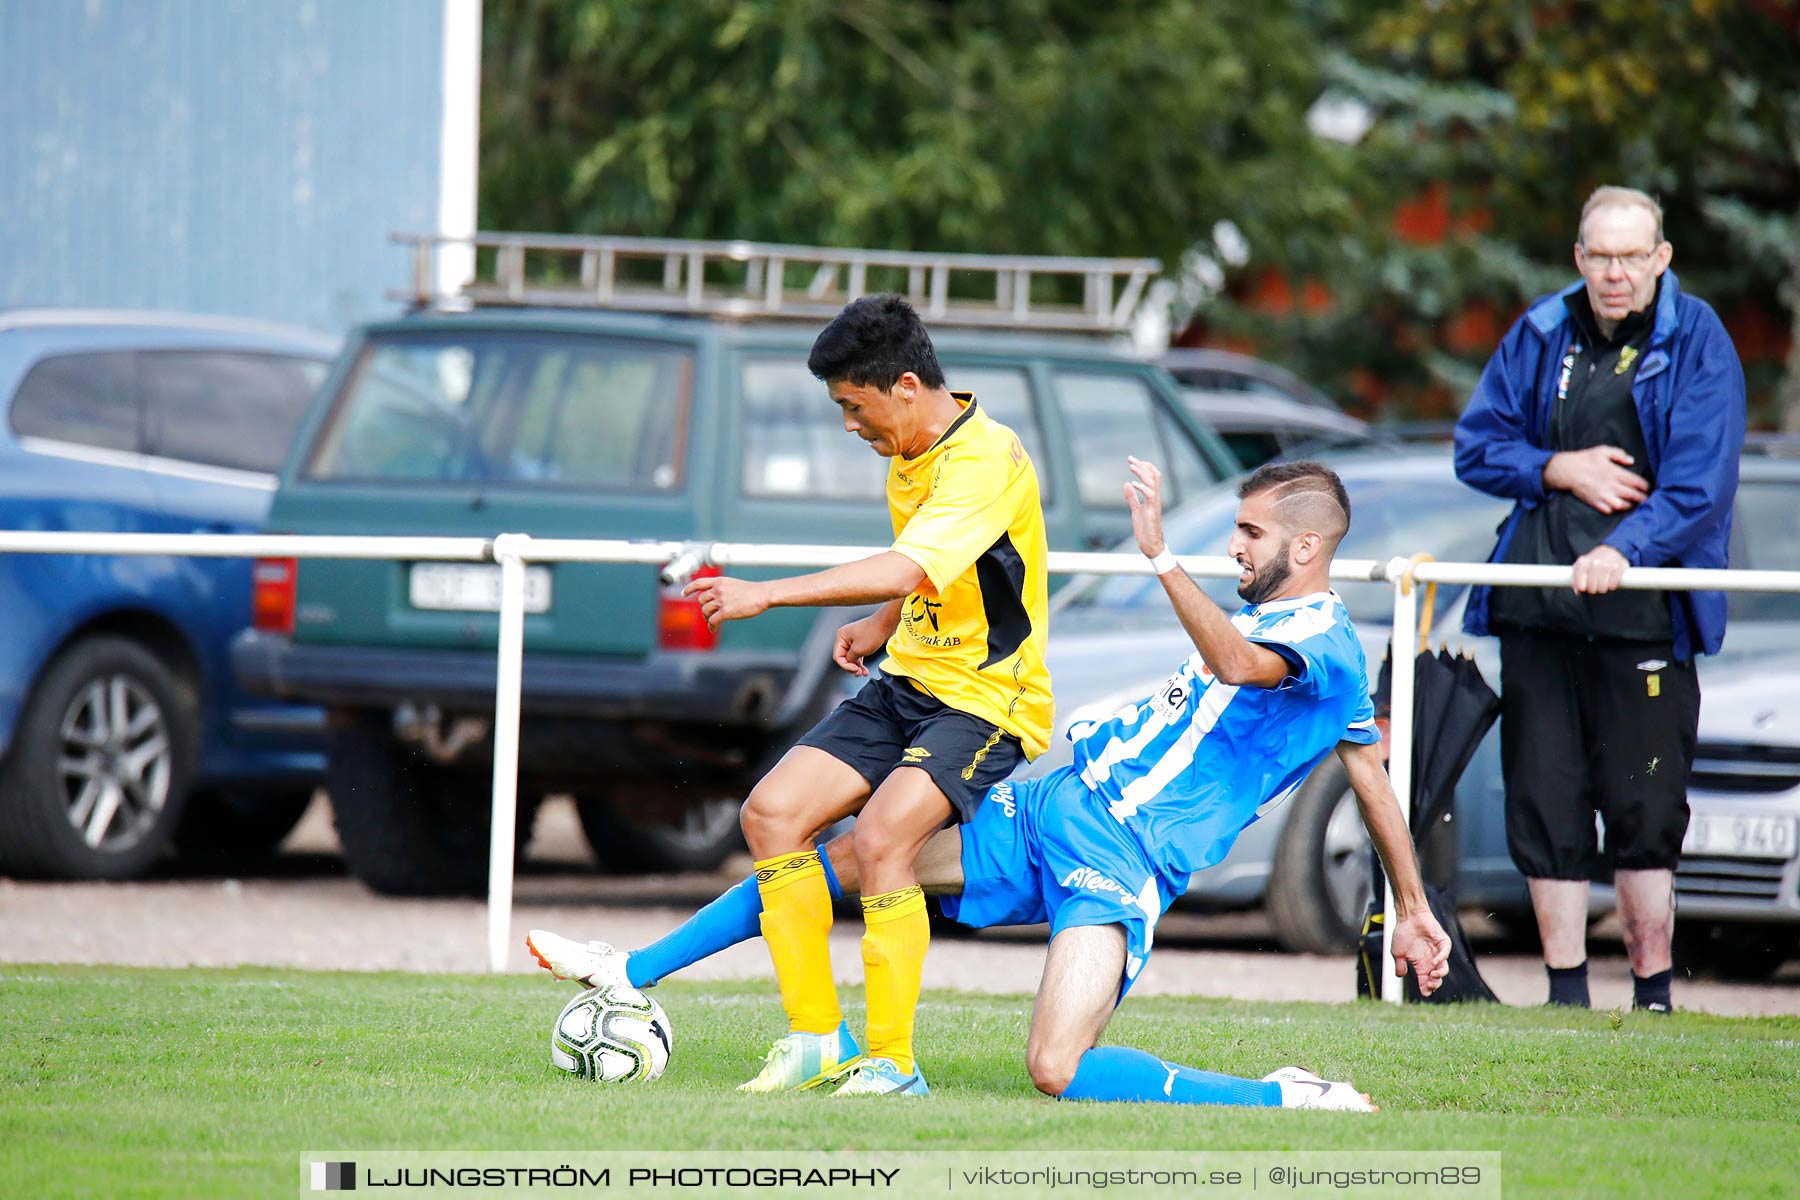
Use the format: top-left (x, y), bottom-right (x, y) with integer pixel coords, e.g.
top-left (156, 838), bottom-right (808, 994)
top-left (1036, 446), bottom-right (1800, 976)
top-left (1158, 348), bottom-right (1368, 470)
top-left (1178, 389), bottom-right (1369, 471)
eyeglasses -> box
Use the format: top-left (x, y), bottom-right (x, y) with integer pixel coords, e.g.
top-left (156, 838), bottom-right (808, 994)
top-left (1579, 247), bottom-right (1659, 272)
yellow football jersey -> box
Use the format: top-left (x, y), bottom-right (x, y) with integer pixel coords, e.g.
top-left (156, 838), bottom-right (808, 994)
top-left (885, 394), bottom-right (1052, 759)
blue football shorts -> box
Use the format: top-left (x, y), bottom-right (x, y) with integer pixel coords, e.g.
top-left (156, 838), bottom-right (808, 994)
top-left (938, 764), bottom-right (1181, 1000)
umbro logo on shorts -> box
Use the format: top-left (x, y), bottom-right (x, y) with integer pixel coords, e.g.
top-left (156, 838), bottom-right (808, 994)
top-left (901, 746), bottom-right (932, 765)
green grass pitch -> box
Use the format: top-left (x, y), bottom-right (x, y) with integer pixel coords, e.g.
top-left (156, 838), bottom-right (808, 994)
top-left (2, 966), bottom-right (1793, 1198)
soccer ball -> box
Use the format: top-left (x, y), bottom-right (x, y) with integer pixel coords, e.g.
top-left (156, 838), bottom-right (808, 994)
top-left (550, 985), bottom-right (672, 1082)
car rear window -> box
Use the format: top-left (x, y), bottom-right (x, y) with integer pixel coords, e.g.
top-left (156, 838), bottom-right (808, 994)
top-left (1054, 369), bottom-right (1212, 508)
top-left (739, 359), bottom-right (885, 500)
top-left (307, 334), bottom-right (692, 490)
top-left (1220, 430), bottom-right (1283, 471)
top-left (142, 351), bottom-right (328, 474)
top-left (737, 358), bottom-right (1050, 502)
top-left (9, 351), bottom-right (139, 452)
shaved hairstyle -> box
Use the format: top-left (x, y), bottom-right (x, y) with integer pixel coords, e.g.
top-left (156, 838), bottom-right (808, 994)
top-left (1237, 460), bottom-right (1351, 550)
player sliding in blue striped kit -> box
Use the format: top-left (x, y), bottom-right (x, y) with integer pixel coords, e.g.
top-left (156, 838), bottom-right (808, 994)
top-left (532, 458), bottom-right (1452, 1110)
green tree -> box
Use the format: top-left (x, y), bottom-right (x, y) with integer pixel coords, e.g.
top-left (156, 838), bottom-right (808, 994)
top-left (1242, 0), bottom-right (1800, 424)
top-left (480, 1), bottom-right (1800, 427)
top-left (481, 0), bottom-right (1355, 276)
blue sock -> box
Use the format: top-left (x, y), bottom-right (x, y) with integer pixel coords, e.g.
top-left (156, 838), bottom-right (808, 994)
top-left (626, 850), bottom-right (844, 988)
top-left (1060, 1046), bottom-right (1281, 1107)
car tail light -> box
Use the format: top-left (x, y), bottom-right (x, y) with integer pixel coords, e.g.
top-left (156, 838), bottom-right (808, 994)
top-left (252, 558), bottom-right (297, 636)
top-left (658, 565), bottom-right (719, 651)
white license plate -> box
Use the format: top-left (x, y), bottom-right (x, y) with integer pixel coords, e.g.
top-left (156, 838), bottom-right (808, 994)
top-left (408, 563), bottom-right (552, 614)
top-left (1682, 812), bottom-right (1799, 861)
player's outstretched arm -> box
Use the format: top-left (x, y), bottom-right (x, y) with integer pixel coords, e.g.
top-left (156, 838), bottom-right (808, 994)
top-left (1123, 457), bottom-right (1288, 688)
top-left (1336, 739), bottom-right (1452, 996)
top-left (684, 552), bottom-right (926, 630)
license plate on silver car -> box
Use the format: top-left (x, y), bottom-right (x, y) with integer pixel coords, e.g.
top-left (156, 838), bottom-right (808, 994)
top-left (408, 563), bottom-right (552, 614)
top-left (1681, 812), bottom-right (1798, 861)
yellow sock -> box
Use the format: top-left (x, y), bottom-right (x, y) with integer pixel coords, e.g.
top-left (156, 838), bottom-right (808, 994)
top-left (861, 885), bottom-right (929, 1074)
top-left (754, 851), bottom-right (841, 1035)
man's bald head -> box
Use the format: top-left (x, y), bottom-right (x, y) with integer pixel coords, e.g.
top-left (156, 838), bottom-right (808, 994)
top-left (1236, 461), bottom-right (1351, 551)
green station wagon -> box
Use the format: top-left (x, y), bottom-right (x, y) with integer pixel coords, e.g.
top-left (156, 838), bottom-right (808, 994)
top-left (233, 235), bottom-right (1238, 894)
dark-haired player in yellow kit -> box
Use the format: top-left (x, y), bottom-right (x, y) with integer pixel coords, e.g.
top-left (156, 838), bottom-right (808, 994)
top-left (672, 293), bottom-right (1050, 1096)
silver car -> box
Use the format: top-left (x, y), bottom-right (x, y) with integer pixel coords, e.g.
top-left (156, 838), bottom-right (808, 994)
top-left (1036, 446), bottom-right (1800, 977)
top-left (1157, 348), bottom-right (1368, 470)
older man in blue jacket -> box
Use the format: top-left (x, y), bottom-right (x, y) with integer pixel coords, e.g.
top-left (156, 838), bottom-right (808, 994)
top-left (1454, 186), bottom-right (1746, 1013)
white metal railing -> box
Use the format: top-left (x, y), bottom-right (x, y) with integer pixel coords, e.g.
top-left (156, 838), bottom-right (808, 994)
top-left (3, 530), bottom-right (1797, 1006)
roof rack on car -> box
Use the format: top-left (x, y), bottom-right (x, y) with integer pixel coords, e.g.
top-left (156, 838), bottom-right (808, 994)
top-left (393, 232), bottom-right (1159, 333)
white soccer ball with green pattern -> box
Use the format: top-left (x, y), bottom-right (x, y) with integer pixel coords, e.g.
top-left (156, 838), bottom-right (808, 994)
top-left (550, 985), bottom-right (672, 1082)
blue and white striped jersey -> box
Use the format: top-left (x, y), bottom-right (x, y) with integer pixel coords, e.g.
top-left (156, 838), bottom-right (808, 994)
top-left (1065, 590), bottom-right (1378, 882)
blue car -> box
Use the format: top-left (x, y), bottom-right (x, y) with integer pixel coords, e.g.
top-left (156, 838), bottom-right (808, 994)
top-left (0, 311), bottom-right (335, 879)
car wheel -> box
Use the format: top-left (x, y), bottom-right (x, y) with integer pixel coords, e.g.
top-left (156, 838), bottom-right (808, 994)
top-left (1266, 757), bottom-right (1372, 954)
top-left (176, 786), bottom-right (317, 860)
top-left (0, 635), bottom-right (198, 880)
top-left (326, 716), bottom-right (537, 897)
top-left (1480, 908), bottom-right (1544, 948)
top-left (575, 787), bottom-right (745, 874)
top-left (1674, 921), bottom-right (1799, 982)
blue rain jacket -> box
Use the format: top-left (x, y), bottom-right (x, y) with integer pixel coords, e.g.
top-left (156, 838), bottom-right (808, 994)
top-left (1453, 270), bottom-right (1746, 660)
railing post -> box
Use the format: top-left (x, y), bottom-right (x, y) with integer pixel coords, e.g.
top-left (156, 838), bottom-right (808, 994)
top-left (486, 533), bottom-right (532, 973)
top-left (1382, 557), bottom-right (1420, 1004)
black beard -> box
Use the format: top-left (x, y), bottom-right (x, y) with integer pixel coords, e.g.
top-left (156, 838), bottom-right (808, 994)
top-left (1237, 547), bottom-right (1292, 604)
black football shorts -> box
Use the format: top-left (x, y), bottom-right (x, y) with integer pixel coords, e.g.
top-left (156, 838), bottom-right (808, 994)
top-left (1498, 631), bottom-right (1700, 878)
top-left (797, 672), bottom-right (1023, 823)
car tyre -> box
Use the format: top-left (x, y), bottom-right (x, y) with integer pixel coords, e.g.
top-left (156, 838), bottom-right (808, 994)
top-left (1480, 908), bottom-right (1544, 949)
top-left (1674, 921), bottom-right (1799, 982)
top-left (575, 787), bottom-right (745, 874)
top-left (0, 635), bottom-right (198, 880)
top-left (326, 716), bottom-right (536, 897)
top-left (1266, 757), bottom-right (1371, 954)
top-left (176, 786), bottom-right (317, 860)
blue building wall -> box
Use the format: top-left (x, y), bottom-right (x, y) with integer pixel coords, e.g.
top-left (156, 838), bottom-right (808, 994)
top-left (0, 0), bottom-right (447, 335)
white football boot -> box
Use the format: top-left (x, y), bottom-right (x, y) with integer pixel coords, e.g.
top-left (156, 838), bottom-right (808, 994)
top-left (526, 929), bottom-right (634, 990)
top-left (1262, 1065), bottom-right (1378, 1112)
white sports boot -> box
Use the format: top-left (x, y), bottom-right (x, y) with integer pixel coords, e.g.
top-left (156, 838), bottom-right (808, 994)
top-left (1262, 1065), bottom-right (1378, 1112)
top-left (526, 929), bottom-right (633, 990)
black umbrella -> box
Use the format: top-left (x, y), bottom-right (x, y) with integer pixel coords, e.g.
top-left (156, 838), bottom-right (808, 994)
top-left (1373, 641), bottom-right (1501, 839)
top-left (1356, 583), bottom-right (1503, 1004)
top-left (1372, 575), bottom-right (1501, 836)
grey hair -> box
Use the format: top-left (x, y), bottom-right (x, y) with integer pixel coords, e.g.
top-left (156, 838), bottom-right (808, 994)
top-left (1579, 186), bottom-right (1665, 244)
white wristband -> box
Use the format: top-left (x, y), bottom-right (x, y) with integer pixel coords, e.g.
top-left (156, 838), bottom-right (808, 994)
top-left (1148, 548), bottom-right (1179, 576)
